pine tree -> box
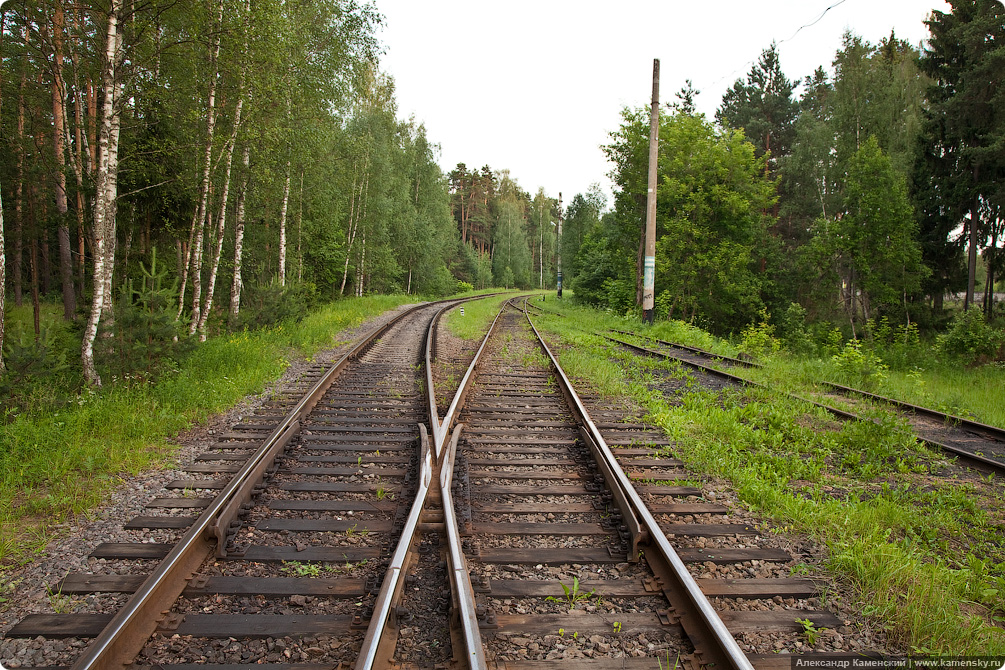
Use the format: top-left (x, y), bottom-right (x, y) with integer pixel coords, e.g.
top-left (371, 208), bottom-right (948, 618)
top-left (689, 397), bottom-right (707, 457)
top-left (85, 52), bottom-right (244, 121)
top-left (716, 43), bottom-right (797, 177)
top-left (917, 0), bottom-right (1005, 311)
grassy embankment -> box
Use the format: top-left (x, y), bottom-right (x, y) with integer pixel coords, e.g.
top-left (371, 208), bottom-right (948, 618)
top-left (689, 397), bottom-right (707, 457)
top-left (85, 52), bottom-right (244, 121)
top-left (0, 294), bottom-right (433, 567)
top-left (530, 297), bottom-right (1005, 654)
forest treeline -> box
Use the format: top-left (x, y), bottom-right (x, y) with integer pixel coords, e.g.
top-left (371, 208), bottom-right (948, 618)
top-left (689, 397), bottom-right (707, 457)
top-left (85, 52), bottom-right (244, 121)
top-left (0, 0), bottom-right (560, 395)
top-left (564, 0), bottom-right (1004, 350)
top-left (1, 0), bottom-right (1003, 401)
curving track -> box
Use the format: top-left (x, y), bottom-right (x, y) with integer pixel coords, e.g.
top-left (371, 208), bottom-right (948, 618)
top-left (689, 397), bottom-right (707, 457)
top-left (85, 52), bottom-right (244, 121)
top-left (5, 297), bottom-right (892, 669)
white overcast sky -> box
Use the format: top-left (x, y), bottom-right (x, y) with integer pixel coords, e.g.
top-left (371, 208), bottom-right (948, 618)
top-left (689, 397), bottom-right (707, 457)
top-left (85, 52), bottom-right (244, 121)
top-left (371, 0), bottom-right (949, 206)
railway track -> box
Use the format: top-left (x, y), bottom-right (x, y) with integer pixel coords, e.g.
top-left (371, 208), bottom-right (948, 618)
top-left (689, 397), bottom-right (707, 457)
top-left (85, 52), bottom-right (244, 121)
top-left (607, 331), bottom-right (1005, 475)
top-left (442, 302), bottom-right (872, 668)
top-left (5, 299), bottom-right (453, 669)
top-left (5, 297), bottom-right (886, 669)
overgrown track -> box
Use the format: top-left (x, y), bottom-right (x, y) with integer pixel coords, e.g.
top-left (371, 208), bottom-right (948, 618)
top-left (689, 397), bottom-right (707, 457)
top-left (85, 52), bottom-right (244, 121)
top-left (823, 382), bottom-right (1005, 472)
top-left (442, 304), bottom-right (872, 669)
top-left (609, 332), bottom-right (1005, 475)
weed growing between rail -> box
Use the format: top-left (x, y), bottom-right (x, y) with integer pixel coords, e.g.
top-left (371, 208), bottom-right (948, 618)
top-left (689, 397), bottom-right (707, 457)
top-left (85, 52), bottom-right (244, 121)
top-left (0, 294), bottom-right (423, 566)
top-left (443, 292), bottom-right (520, 341)
top-left (530, 297), bottom-right (1005, 654)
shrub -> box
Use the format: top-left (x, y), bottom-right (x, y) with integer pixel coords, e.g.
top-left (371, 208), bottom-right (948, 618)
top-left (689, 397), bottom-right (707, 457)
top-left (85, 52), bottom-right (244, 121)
top-left (0, 323), bottom-right (75, 416)
top-left (739, 309), bottom-right (780, 358)
top-left (600, 278), bottom-right (635, 315)
top-left (936, 308), bottom-right (1004, 366)
top-left (867, 316), bottom-right (925, 370)
top-left (100, 250), bottom-right (195, 383)
top-left (778, 303), bottom-right (816, 356)
top-left (831, 340), bottom-right (889, 390)
top-left (456, 280), bottom-right (474, 294)
top-left (234, 280), bottom-right (320, 331)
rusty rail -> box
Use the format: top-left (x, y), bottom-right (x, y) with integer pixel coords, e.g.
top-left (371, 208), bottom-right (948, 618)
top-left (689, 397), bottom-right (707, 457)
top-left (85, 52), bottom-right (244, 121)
top-left (68, 301), bottom-right (441, 670)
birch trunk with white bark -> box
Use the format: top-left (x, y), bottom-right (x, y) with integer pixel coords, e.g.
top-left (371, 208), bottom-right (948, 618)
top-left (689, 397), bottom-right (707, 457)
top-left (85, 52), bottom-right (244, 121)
top-left (278, 160), bottom-right (291, 286)
top-left (229, 144), bottom-right (250, 322)
top-left (339, 167), bottom-right (368, 295)
top-left (198, 90), bottom-right (244, 341)
top-left (81, 0), bottom-right (122, 387)
top-left (186, 0), bottom-right (223, 336)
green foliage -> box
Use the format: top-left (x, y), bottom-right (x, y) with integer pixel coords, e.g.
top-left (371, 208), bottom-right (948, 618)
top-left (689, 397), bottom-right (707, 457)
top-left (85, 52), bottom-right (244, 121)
top-left (865, 317), bottom-right (924, 370)
top-left (796, 618), bottom-right (825, 646)
top-left (936, 309), bottom-right (1004, 366)
top-left (456, 280), bottom-right (474, 293)
top-left (0, 295), bottom-right (417, 564)
top-left (715, 43), bottom-right (797, 175)
top-left (778, 303), bottom-right (816, 355)
top-left (830, 340), bottom-right (889, 390)
top-left (492, 195), bottom-right (533, 289)
top-left (234, 280), bottom-right (320, 331)
top-left (545, 577), bottom-right (596, 609)
top-left (101, 250), bottom-right (195, 383)
top-left (596, 109), bottom-right (776, 332)
top-left (916, 1), bottom-right (1005, 306)
top-left (532, 299), bottom-right (1005, 652)
top-left (0, 323), bottom-right (75, 417)
top-left (739, 310), bottom-right (781, 358)
top-left (562, 186), bottom-right (606, 281)
top-left (843, 137), bottom-right (926, 309)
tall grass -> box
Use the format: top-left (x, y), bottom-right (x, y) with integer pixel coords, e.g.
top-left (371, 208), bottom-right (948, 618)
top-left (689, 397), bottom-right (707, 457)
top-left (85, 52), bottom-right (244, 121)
top-left (0, 294), bottom-right (419, 565)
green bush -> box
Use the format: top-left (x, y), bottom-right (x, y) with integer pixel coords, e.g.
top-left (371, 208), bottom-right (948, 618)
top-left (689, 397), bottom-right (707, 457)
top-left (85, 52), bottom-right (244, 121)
top-left (936, 308), bottom-right (1004, 366)
top-left (831, 340), bottom-right (889, 390)
top-left (601, 278), bottom-right (636, 315)
top-left (456, 280), bottom-right (474, 294)
top-left (234, 280), bottom-right (320, 331)
top-left (778, 302), bottom-right (816, 355)
top-left (867, 316), bottom-right (925, 370)
top-left (0, 323), bottom-right (76, 416)
top-left (739, 309), bottom-right (781, 358)
top-left (99, 250), bottom-right (195, 383)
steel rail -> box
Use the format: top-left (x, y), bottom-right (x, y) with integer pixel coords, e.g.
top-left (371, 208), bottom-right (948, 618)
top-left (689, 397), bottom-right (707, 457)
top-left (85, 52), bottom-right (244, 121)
top-left (611, 329), bottom-right (1005, 477)
top-left (525, 305), bottom-right (755, 670)
top-left (423, 299), bottom-right (513, 670)
top-left (612, 329), bottom-right (761, 368)
top-left (436, 302), bottom-right (507, 454)
top-left (607, 334), bottom-right (862, 422)
top-left (440, 424), bottom-right (488, 670)
top-left (823, 383), bottom-right (1005, 474)
top-left (355, 295), bottom-right (504, 670)
top-left (68, 300), bottom-right (440, 670)
top-left (425, 301), bottom-right (454, 453)
top-left (353, 425), bottom-right (434, 670)
top-left (823, 381), bottom-right (1005, 442)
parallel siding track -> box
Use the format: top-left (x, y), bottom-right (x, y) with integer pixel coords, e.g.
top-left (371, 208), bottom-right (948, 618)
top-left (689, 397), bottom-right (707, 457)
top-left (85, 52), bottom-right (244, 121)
top-left (607, 332), bottom-right (1005, 475)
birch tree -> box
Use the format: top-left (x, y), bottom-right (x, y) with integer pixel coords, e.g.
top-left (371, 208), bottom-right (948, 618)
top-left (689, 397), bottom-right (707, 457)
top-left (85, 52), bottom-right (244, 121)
top-left (197, 0), bottom-right (251, 340)
top-left (81, 0), bottom-right (124, 386)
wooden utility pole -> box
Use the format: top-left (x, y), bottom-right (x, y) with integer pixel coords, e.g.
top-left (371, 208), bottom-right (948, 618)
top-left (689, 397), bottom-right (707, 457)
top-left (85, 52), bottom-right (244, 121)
top-left (556, 192), bottom-right (563, 298)
top-left (642, 59), bottom-right (659, 323)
